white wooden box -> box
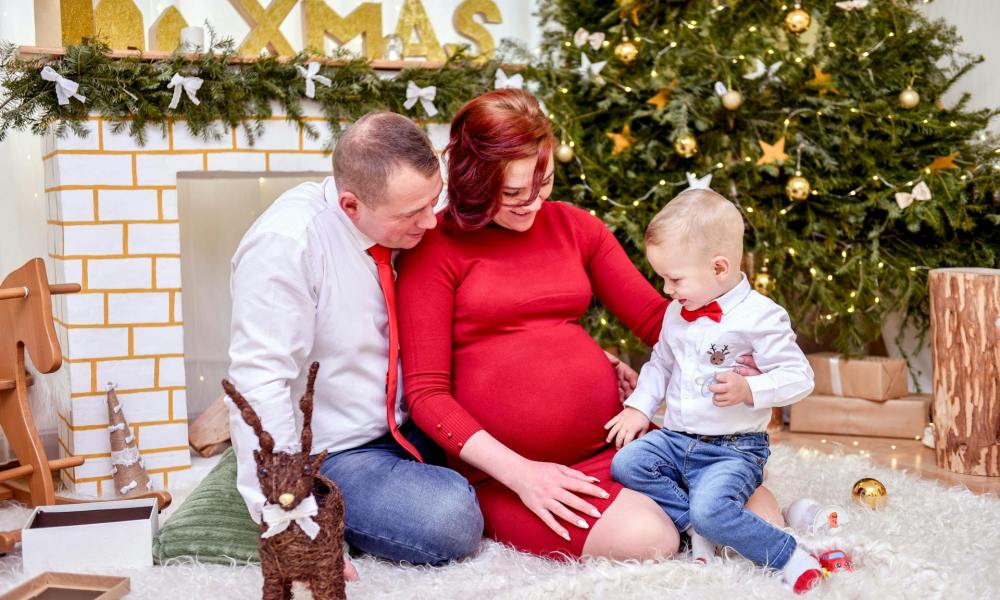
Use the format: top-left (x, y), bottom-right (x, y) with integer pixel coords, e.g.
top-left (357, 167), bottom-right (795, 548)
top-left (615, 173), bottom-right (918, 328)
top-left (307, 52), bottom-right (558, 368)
top-left (21, 498), bottom-right (158, 575)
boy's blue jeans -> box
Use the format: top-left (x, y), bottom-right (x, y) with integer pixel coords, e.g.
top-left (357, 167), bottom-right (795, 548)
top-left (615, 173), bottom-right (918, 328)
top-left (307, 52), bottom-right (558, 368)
top-left (611, 428), bottom-right (795, 569)
top-left (319, 420), bottom-right (484, 565)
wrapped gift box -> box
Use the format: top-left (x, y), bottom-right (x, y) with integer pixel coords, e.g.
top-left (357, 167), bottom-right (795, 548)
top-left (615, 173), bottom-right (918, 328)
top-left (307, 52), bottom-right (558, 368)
top-left (21, 497), bottom-right (158, 576)
top-left (789, 393), bottom-right (931, 439)
top-left (807, 352), bottom-right (909, 401)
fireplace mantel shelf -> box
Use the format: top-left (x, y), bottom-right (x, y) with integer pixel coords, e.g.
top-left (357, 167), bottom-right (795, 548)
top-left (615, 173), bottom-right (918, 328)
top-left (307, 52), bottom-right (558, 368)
top-left (16, 46), bottom-right (523, 72)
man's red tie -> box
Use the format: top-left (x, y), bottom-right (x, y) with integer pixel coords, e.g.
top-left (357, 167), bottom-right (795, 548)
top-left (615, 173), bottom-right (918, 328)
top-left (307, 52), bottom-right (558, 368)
top-left (368, 244), bottom-right (423, 462)
top-left (680, 301), bottom-right (723, 323)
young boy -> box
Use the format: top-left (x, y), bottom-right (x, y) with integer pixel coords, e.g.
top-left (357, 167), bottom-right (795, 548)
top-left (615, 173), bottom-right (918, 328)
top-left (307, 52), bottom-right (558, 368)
top-left (607, 188), bottom-right (823, 594)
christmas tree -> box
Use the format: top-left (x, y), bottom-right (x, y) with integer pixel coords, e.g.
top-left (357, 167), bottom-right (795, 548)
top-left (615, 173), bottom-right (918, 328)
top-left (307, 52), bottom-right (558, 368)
top-left (530, 0), bottom-right (999, 355)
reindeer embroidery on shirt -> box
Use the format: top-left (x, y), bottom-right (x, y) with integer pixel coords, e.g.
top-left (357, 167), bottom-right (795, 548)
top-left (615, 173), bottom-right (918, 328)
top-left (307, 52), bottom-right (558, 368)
top-left (707, 344), bottom-right (730, 366)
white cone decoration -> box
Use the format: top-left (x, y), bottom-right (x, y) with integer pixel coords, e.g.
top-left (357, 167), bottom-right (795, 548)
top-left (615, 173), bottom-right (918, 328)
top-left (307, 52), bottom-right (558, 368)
top-left (106, 383), bottom-right (153, 496)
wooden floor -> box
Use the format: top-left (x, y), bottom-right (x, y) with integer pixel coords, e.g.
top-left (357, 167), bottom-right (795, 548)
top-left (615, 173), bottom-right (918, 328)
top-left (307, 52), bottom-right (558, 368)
top-left (773, 431), bottom-right (1000, 496)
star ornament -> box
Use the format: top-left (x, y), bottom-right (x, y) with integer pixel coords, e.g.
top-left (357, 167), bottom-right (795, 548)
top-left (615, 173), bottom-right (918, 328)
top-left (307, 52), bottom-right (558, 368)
top-left (607, 124), bottom-right (636, 156)
top-left (646, 81), bottom-right (678, 111)
top-left (579, 53), bottom-right (607, 82)
top-left (807, 65), bottom-right (839, 96)
top-left (756, 136), bottom-right (789, 165)
top-left (925, 152), bottom-right (959, 172)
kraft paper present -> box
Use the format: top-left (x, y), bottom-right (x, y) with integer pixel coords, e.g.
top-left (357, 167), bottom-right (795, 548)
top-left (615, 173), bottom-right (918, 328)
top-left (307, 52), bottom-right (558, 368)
top-left (789, 393), bottom-right (931, 439)
top-left (806, 352), bottom-right (909, 401)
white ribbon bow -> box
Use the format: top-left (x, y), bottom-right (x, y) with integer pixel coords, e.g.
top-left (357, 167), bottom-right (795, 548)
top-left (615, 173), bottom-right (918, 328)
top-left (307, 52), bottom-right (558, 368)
top-left (40, 66), bottom-right (86, 106)
top-left (494, 68), bottom-right (524, 90)
top-left (686, 172), bottom-right (713, 190)
top-left (895, 181), bottom-right (931, 209)
top-left (296, 62), bottom-right (331, 99)
top-left (573, 28), bottom-right (606, 51)
top-left (404, 81), bottom-right (438, 117)
top-left (261, 494), bottom-right (321, 540)
top-left (743, 59), bottom-right (783, 83)
top-left (579, 54), bottom-right (607, 82)
top-left (836, 0), bottom-right (869, 10)
top-left (167, 73), bottom-right (204, 110)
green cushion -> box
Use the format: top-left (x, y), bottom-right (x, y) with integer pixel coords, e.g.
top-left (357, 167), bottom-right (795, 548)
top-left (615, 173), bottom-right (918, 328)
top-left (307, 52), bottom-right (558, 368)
top-left (153, 448), bottom-right (260, 564)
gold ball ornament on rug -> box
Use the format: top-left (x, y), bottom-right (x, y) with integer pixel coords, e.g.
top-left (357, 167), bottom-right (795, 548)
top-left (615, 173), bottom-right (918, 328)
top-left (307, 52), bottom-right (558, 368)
top-left (674, 133), bottom-right (698, 158)
top-left (555, 142), bottom-right (575, 163)
top-left (785, 175), bottom-right (812, 201)
top-left (784, 8), bottom-right (811, 34)
top-left (614, 39), bottom-right (639, 63)
top-left (852, 477), bottom-right (888, 510)
top-left (753, 272), bottom-right (772, 296)
top-left (721, 90), bottom-right (744, 111)
top-left (898, 88), bottom-right (921, 109)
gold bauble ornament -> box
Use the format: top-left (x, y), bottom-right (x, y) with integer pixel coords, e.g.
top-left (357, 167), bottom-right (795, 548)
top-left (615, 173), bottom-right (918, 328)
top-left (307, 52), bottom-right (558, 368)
top-left (555, 142), bottom-right (575, 163)
top-left (784, 8), bottom-right (811, 34)
top-left (753, 272), bottom-right (772, 296)
top-left (898, 88), bottom-right (920, 109)
top-left (674, 133), bottom-right (698, 158)
top-left (614, 39), bottom-right (639, 63)
top-left (721, 90), bottom-right (744, 111)
top-left (785, 175), bottom-right (812, 201)
top-left (851, 478), bottom-right (888, 510)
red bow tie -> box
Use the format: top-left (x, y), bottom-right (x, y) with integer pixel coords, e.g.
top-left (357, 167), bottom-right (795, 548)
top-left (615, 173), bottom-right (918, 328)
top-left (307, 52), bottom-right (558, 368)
top-left (680, 301), bottom-right (723, 323)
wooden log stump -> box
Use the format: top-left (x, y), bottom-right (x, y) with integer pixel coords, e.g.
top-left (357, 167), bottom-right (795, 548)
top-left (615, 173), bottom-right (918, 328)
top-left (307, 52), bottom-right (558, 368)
top-left (929, 268), bottom-right (1000, 476)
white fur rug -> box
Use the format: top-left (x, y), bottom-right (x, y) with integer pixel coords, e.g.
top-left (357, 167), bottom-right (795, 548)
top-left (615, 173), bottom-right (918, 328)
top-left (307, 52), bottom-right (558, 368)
top-left (1, 444), bottom-right (998, 599)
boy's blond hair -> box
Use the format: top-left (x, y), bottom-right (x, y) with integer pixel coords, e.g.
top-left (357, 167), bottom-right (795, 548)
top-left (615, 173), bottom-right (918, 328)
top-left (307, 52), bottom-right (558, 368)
top-left (645, 188), bottom-right (744, 260)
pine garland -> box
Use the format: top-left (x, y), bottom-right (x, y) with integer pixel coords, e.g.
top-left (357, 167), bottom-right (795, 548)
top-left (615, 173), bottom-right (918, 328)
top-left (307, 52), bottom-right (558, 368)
top-left (0, 37), bottom-right (499, 146)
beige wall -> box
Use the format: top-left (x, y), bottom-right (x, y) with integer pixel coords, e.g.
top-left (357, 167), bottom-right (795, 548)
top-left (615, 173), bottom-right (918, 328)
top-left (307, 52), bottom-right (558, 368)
top-left (177, 173), bottom-right (323, 417)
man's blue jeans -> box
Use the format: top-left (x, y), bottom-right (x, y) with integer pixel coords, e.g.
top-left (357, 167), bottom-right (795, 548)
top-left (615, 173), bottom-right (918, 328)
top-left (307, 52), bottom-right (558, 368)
top-left (611, 429), bottom-right (795, 569)
top-left (319, 420), bottom-right (484, 565)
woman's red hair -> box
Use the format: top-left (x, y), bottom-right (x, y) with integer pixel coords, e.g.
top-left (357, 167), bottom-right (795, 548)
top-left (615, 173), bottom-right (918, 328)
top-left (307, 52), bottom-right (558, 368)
top-left (445, 89), bottom-right (555, 230)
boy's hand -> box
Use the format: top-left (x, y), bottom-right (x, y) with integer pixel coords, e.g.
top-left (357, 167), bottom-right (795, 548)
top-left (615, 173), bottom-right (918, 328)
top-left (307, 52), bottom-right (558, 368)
top-left (604, 407), bottom-right (650, 448)
top-left (605, 351), bottom-right (639, 402)
top-left (709, 371), bottom-right (754, 407)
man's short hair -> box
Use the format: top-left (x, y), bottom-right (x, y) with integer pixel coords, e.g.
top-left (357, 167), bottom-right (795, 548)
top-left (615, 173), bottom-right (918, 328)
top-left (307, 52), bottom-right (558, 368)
top-left (645, 188), bottom-right (745, 259)
top-left (332, 112), bottom-right (439, 205)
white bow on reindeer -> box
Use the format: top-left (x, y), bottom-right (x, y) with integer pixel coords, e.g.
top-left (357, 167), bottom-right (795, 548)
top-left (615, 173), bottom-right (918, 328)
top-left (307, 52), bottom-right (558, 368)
top-left (261, 494), bottom-right (321, 540)
top-left (296, 62), bottom-right (332, 99)
top-left (167, 73), bottom-right (204, 110)
top-left (404, 80), bottom-right (439, 117)
top-left (40, 66), bottom-right (86, 106)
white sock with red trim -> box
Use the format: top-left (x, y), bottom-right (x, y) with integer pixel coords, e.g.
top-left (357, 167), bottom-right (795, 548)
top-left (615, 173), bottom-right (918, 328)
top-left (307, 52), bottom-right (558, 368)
top-left (782, 546), bottom-right (823, 594)
top-left (688, 529), bottom-right (715, 563)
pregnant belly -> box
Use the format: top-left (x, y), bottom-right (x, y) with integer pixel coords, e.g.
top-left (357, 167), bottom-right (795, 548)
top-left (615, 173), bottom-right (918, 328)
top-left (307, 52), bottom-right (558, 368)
top-left (453, 324), bottom-right (621, 466)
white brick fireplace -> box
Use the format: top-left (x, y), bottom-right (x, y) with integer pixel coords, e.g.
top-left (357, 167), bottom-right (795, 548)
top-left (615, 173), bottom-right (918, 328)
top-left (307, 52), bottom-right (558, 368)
top-left (43, 106), bottom-right (449, 495)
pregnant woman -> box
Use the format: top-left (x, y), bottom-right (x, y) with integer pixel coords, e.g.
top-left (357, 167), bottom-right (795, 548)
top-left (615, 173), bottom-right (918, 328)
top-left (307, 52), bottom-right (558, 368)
top-left (397, 89), bottom-right (782, 560)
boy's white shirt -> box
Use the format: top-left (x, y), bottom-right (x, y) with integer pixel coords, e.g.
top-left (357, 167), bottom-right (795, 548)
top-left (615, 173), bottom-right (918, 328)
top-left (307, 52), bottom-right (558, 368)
top-left (624, 274), bottom-right (814, 435)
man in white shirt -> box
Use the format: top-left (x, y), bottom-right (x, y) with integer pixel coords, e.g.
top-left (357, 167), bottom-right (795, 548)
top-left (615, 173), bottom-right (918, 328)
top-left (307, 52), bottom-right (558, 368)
top-left (228, 112), bottom-right (484, 575)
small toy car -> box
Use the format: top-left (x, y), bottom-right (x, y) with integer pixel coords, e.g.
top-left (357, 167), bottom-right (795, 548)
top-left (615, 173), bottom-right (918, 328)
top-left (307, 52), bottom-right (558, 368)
top-left (815, 549), bottom-right (854, 573)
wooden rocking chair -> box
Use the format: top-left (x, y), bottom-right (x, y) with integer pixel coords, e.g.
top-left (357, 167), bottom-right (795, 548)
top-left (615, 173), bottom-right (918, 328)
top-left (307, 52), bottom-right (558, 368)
top-left (0, 258), bottom-right (171, 554)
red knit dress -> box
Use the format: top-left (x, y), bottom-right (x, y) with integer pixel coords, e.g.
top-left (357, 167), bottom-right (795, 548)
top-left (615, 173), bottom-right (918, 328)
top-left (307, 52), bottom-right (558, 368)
top-left (397, 201), bottom-right (667, 559)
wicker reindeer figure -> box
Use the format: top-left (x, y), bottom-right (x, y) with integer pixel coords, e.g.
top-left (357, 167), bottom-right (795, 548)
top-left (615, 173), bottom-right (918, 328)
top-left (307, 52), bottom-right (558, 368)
top-left (222, 362), bottom-right (346, 600)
